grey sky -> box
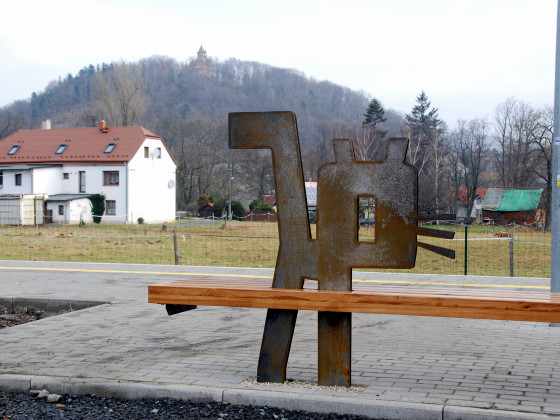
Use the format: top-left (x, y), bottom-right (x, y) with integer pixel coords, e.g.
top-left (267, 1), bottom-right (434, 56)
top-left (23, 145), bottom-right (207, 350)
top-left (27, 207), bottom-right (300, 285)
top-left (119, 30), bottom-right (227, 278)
top-left (0, 0), bottom-right (556, 127)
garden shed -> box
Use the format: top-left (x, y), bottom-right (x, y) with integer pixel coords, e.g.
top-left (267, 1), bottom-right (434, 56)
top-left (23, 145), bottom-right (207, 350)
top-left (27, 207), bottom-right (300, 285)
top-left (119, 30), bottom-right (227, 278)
top-left (482, 188), bottom-right (543, 225)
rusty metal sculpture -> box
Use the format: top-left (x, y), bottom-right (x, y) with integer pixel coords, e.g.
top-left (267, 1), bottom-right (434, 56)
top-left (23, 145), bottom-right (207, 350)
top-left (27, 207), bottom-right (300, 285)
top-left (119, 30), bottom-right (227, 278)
top-left (229, 111), bottom-right (454, 387)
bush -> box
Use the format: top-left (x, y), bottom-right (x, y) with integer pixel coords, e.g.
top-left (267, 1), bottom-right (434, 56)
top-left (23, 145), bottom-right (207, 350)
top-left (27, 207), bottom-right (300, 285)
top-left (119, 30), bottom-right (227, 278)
top-left (249, 199), bottom-right (275, 213)
top-left (89, 194), bottom-right (105, 224)
top-left (213, 198), bottom-right (245, 220)
top-left (137, 217), bottom-right (145, 224)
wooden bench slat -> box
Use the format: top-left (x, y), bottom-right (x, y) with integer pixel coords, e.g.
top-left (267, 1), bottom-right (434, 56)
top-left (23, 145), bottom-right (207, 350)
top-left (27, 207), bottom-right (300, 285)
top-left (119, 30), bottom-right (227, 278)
top-left (148, 279), bottom-right (560, 323)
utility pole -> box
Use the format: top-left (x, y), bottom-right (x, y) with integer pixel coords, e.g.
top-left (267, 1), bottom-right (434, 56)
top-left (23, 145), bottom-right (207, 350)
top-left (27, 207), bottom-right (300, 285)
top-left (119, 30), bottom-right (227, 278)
top-left (551, 0), bottom-right (560, 313)
top-left (227, 151), bottom-right (233, 221)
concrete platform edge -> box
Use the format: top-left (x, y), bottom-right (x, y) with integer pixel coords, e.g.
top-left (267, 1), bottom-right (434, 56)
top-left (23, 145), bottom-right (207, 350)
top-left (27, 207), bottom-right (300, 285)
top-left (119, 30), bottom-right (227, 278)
top-left (0, 374), bottom-right (556, 420)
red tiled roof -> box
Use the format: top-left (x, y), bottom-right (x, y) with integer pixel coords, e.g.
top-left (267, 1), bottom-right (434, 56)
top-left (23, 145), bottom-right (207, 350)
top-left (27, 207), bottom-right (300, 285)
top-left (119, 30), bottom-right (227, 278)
top-left (263, 195), bottom-right (276, 206)
top-left (0, 126), bottom-right (168, 165)
top-left (455, 187), bottom-right (487, 204)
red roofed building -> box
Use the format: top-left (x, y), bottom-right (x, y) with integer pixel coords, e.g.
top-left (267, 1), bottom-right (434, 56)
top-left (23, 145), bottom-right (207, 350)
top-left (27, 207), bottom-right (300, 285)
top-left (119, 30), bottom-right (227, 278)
top-left (0, 120), bottom-right (177, 224)
top-left (452, 187), bottom-right (487, 222)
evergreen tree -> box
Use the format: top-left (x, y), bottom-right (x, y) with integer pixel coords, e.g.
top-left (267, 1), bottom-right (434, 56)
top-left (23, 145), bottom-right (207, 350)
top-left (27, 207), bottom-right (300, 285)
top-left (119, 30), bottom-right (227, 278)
top-left (404, 91), bottom-right (445, 212)
top-left (405, 91), bottom-right (441, 145)
top-left (362, 98), bottom-right (387, 127)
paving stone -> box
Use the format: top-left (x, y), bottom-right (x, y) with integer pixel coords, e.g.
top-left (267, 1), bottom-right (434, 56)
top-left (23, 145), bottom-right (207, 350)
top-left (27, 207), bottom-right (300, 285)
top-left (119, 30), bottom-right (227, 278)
top-left (1, 262), bottom-right (560, 417)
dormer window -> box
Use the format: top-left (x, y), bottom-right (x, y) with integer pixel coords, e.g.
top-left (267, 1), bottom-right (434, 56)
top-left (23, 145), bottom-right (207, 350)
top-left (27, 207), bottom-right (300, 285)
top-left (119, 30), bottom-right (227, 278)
top-left (55, 143), bottom-right (68, 154)
top-left (104, 142), bottom-right (116, 153)
top-left (8, 144), bottom-right (20, 155)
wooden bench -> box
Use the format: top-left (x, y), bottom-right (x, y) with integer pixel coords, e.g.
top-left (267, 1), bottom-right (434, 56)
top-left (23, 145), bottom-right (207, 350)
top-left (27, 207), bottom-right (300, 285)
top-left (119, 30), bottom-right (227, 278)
top-left (149, 279), bottom-right (560, 323)
top-left (149, 279), bottom-right (560, 386)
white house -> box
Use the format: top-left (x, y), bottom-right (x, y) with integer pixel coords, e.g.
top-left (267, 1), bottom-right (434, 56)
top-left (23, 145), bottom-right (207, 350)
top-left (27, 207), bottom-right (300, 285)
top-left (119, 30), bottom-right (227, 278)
top-left (0, 121), bottom-right (177, 224)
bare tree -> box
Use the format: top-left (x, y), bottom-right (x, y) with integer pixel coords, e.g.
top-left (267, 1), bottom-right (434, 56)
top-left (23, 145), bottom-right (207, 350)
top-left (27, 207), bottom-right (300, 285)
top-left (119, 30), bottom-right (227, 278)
top-left (450, 118), bottom-right (491, 220)
top-left (0, 110), bottom-right (30, 138)
top-left (427, 129), bottom-right (450, 213)
top-left (174, 118), bottom-right (228, 209)
top-left (527, 105), bottom-right (553, 229)
top-left (494, 98), bottom-right (541, 188)
top-left (94, 62), bottom-right (148, 126)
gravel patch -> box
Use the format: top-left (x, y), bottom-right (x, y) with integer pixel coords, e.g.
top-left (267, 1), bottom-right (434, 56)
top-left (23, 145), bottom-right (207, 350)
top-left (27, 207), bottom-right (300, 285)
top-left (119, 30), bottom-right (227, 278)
top-left (0, 391), bottom-right (375, 419)
top-left (0, 306), bottom-right (51, 329)
top-left (244, 377), bottom-right (366, 394)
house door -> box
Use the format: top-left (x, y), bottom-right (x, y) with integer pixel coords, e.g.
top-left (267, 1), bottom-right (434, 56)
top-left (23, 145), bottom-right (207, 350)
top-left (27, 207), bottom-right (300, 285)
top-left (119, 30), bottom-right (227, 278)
top-left (79, 171), bottom-right (86, 193)
top-left (45, 209), bottom-right (53, 224)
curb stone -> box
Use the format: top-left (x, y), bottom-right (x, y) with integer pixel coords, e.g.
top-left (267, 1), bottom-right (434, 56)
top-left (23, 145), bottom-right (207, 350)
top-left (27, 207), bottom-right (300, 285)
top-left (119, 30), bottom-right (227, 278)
top-left (443, 405), bottom-right (556, 420)
top-left (0, 374), bottom-right (556, 420)
top-left (223, 388), bottom-right (444, 419)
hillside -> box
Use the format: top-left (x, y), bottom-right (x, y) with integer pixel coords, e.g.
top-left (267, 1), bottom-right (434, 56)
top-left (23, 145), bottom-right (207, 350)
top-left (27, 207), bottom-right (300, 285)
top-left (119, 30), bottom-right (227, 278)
top-left (0, 51), bottom-right (404, 210)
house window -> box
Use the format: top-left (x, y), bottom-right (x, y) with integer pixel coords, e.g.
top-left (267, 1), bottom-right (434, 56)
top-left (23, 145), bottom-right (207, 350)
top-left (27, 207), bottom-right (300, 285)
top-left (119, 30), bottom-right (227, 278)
top-left (8, 145), bottom-right (20, 155)
top-left (155, 147), bottom-right (161, 159)
top-left (104, 142), bottom-right (116, 153)
top-left (15, 173), bottom-right (22, 186)
top-left (106, 200), bottom-right (116, 215)
top-left (103, 171), bottom-right (119, 185)
top-left (0, 171), bottom-right (3, 186)
top-left (144, 146), bottom-right (149, 158)
top-left (79, 171), bottom-right (86, 193)
top-left (58, 205), bottom-right (64, 216)
top-left (63, 172), bottom-right (70, 179)
top-left (55, 144), bottom-right (68, 154)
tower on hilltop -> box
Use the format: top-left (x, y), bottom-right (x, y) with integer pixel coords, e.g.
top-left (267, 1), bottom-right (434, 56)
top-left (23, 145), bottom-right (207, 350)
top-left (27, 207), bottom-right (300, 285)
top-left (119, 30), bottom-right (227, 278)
top-left (191, 45), bottom-right (213, 77)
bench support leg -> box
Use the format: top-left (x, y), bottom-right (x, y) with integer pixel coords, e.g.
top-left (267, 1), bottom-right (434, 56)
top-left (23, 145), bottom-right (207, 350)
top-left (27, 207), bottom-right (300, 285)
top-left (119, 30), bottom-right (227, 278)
top-left (257, 308), bottom-right (298, 383)
top-left (318, 311), bottom-right (351, 387)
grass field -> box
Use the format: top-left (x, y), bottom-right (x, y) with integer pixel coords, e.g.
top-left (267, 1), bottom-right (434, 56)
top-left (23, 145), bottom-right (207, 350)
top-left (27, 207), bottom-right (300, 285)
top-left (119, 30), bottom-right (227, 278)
top-left (0, 221), bottom-right (551, 278)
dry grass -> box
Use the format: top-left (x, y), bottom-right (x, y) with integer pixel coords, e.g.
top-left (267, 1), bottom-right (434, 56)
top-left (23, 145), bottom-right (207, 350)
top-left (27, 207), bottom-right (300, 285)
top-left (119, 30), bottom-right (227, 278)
top-left (0, 221), bottom-right (551, 277)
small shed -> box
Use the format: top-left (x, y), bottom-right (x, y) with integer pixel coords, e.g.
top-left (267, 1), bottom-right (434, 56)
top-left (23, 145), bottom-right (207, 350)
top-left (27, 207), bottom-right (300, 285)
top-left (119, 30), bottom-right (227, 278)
top-left (44, 194), bottom-right (94, 224)
top-left (482, 188), bottom-right (542, 224)
top-left (198, 203), bottom-right (214, 218)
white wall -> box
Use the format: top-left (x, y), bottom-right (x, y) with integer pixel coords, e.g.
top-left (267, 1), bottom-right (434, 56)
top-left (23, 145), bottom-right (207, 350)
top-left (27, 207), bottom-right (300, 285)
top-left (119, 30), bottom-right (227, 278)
top-left (32, 167), bottom-right (63, 194)
top-left (61, 164), bottom-right (128, 223)
top-left (128, 139), bottom-right (176, 224)
top-left (46, 198), bottom-right (93, 224)
top-left (1, 170), bottom-right (33, 195)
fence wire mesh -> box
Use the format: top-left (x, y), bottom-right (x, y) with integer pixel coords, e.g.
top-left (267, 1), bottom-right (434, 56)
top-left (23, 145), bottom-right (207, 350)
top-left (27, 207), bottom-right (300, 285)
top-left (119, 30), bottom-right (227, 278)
top-left (0, 219), bottom-right (551, 278)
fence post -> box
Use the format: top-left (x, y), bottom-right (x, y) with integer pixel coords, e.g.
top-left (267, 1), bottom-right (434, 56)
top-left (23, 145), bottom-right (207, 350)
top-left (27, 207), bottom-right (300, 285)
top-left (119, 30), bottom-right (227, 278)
top-left (464, 224), bottom-right (468, 275)
top-left (173, 230), bottom-right (179, 265)
top-left (509, 233), bottom-right (514, 277)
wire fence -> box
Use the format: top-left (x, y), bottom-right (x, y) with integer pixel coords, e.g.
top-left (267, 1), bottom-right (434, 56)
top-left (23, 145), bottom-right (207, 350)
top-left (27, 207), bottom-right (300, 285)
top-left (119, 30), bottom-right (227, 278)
top-left (0, 218), bottom-right (551, 278)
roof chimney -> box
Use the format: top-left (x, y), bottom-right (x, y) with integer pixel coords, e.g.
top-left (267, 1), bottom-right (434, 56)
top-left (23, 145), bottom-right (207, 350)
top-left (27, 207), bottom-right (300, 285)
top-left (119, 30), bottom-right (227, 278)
top-left (42, 119), bottom-right (51, 130)
top-left (99, 120), bottom-right (108, 133)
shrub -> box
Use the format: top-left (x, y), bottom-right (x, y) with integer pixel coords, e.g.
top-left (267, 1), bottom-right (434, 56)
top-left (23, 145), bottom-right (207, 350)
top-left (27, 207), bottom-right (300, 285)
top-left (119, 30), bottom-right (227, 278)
top-left (89, 194), bottom-right (105, 224)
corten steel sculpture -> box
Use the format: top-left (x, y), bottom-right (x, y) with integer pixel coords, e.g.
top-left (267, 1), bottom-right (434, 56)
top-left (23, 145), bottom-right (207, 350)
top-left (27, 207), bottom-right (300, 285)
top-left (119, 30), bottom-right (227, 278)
top-left (229, 111), bottom-right (454, 387)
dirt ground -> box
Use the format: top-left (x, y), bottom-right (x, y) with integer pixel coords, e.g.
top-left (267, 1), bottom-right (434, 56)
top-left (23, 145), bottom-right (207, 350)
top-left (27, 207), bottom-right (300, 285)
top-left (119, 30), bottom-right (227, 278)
top-left (0, 306), bottom-right (52, 329)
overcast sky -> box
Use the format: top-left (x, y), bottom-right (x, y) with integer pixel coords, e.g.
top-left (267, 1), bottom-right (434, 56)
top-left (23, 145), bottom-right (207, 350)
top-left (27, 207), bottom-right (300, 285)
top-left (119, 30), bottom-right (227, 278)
top-left (0, 0), bottom-right (556, 127)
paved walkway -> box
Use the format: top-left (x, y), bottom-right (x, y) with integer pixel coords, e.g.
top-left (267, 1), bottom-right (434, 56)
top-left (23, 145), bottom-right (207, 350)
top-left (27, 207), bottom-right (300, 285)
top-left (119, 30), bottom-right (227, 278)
top-left (1, 260), bottom-right (559, 419)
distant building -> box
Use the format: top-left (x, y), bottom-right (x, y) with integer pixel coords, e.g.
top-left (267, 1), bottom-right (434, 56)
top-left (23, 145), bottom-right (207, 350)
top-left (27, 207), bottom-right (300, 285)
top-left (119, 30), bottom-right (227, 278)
top-left (198, 202), bottom-right (214, 218)
top-left (454, 187), bottom-right (487, 223)
top-left (482, 188), bottom-right (543, 225)
top-left (190, 45), bottom-right (213, 77)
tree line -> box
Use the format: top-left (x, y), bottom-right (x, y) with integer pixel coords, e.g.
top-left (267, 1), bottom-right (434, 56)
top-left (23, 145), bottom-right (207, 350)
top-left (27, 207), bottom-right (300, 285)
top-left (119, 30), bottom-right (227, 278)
top-left (322, 93), bottom-right (552, 229)
top-left (0, 55), bottom-right (552, 227)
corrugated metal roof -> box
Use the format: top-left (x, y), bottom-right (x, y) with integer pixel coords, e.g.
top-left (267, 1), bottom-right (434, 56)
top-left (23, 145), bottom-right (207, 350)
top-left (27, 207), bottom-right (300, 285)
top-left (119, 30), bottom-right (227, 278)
top-left (45, 194), bottom-right (94, 202)
top-left (0, 164), bottom-right (61, 171)
top-left (482, 188), bottom-right (542, 211)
